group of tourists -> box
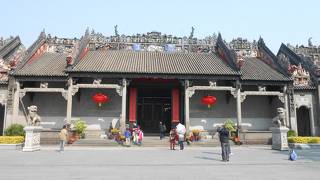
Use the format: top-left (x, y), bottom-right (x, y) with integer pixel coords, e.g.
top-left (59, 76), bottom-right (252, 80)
top-left (160, 122), bottom-right (186, 151)
top-left (163, 121), bottom-right (231, 161)
top-left (124, 126), bottom-right (144, 146)
top-left (58, 121), bottom-right (232, 162)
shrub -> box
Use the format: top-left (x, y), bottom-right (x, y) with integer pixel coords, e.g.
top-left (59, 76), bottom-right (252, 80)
top-left (4, 124), bottom-right (25, 136)
top-left (287, 130), bottom-right (297, 137)
top-left (308, 138), bottom-right (320, 144)
top-left (287, 137), bottom-right (320, 144)
top-left (0, 136), bottom-right (24, 144)
top-left (74, 119), bottom-right (87, 138)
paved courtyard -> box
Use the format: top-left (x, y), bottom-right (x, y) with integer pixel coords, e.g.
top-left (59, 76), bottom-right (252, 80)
top-left (0, 145), bottom-right (319, 180)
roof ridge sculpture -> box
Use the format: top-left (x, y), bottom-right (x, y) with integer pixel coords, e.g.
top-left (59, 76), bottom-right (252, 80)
top-left (0, 36), bottom-right (21, 59)
top-left (215, 33), bottom-right (238, 71)
top-left (257, 37), bottom-right (290, 77)
top-left (70, 28), bottom-right (91, 69)
top-left (12, 30), bottom-right (46, 75)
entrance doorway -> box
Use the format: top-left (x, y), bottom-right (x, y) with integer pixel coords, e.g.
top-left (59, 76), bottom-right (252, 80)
top-left (137, 87), bottom-right (172, 134)
top-left (296, 106), bottom-right (311, 136)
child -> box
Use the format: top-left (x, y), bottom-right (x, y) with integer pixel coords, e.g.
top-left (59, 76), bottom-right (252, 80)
top-left (137, 128), bottom-right (144, 146)
top-left (124, 128), bottom-right (131, 147)
top-left (169, 128), bottom-right (177, 150)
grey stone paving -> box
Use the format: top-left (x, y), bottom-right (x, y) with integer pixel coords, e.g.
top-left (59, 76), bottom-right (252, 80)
top-left (0, 145), bottom-right (319, 180)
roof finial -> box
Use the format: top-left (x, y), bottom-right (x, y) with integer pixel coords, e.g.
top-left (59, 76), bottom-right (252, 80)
top-left (40, 28), bottom-right (46, 38)
top-left (85, 27), bottom-right (90, 36)
top-left (258, 36), bottom-right (264, 45)
top-left (189, 26), bottom-right (195, 39)
top-left (114, 25), bottom-right (119, 37)
top-left (308, 37), bottom-right (313, 47)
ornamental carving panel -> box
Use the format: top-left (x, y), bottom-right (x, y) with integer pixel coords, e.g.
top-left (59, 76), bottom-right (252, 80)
top-left (289, 64), bottom-right (311, 86)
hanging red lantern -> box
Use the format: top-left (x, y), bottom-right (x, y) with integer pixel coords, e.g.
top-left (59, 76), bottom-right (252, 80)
top-left (92, 93), bottom-right (108, 107)
top-left (201, 95), bottom-right (217, 108)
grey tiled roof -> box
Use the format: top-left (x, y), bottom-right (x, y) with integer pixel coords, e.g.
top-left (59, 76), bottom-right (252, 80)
top-left (241, 57), bottom-right (291, 81)
top-left (71, 51), bottom-right (239, 76)
top-left (293, 85), bottom-right (316, 90)
top-left (14, 53), bottom-right (67, 77)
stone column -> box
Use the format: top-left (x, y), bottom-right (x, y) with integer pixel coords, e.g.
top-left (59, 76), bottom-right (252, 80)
top-left (12, 81), bottom-right (20, 126)
top-left (309, 106), bottom-right (315, 136)
top-left (283, 86), bottom-right (290, 127)
top-left (120, 79), bottom-right (127, 133)
top-left (236, 87), bottom-right (242, 127)
top-left (184, 80), bottom-right (190, 133)
top-left (235, 84), bottom-right (243, 142)
top-left (66, 78), bottom-right (73, 124)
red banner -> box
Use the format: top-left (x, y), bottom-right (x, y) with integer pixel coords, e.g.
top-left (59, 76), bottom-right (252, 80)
top-left (171, 88), bottom-right (180, 123)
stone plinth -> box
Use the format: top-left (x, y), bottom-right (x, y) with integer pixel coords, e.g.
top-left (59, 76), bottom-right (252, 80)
top-left (270, 127), bottom-right (289, 151)
top-left (84, 124), bottom-right (102, 139)
top-left (23, 126), bottom-right (43, 152)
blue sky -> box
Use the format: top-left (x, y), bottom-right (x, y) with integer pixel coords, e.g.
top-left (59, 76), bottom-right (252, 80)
top-left (1, 0), bottom-right (319, 53)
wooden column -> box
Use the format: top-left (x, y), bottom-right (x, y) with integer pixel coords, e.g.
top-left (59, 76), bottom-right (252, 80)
top-left (129, 87), bottom-right (137, 123)
top-left (12, 81), bottom-right (20, 126)
top-left (66, 78), bottom-right (73, 124)
top-left (120, 79), bottom-right (127, 133)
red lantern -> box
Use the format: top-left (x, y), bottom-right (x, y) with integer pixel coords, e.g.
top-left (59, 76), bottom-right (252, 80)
top-left (92, 93), bottom-right (108, 107)
top-left (201, 95), bottom-right (217, 108)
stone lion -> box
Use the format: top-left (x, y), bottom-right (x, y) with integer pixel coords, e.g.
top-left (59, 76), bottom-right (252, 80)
top-left (272, 107), bottom-right (285, 127)
top-left (27, 105), bottom-right (41, 126)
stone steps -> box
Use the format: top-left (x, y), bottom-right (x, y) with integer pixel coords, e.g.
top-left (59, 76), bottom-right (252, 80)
top-left (70, 136), bottom-right (221, 147)
top-left (71, 139), bottom-right (120, 147)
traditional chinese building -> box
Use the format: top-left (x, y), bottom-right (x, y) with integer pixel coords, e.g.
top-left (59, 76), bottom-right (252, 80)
top-left (1, 29), bottom-right (319, 143)
top-left (0, 36), bottom-right (25, 134)
top-left (277, 42), bottom-right (320, 136)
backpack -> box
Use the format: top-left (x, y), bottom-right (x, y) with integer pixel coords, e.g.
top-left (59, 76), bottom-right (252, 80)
top-left (289, 149), bottom-right (297, 161)
top-left (219, 128), bottom-right (229, 137)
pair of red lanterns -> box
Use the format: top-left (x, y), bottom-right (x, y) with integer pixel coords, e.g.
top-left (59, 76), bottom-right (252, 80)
top-left (92, 93), bottom-right (108, 107)
top-left (92, 93), bottom-right (216, 108)
top-left (201, 95), bottom-right (217, 108)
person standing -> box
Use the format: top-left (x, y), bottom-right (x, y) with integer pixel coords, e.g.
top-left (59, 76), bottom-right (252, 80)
top-left (217, 125), bottom-right (230, 162)
top-left (58, 125), bottom-right (68, 152)
top-left (176, 123), bottom-right (186, 150)
top-left (159, 122), bottom-right (166, 140)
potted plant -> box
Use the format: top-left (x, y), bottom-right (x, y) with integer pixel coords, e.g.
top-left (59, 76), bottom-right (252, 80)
top-left (111, 128), bottom-right (120, 135)
top-left (191, 129), bottom-right (201, 141)
top-left (74, 119), bottom-right (87, 139)
top-left (224, 119), bottom-right (239, 144)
